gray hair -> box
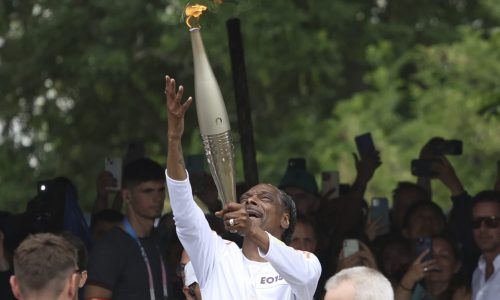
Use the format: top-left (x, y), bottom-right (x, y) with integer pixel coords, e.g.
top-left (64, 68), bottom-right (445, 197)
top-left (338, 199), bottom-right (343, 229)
top-left (324, 266), bottom-right (394, 300)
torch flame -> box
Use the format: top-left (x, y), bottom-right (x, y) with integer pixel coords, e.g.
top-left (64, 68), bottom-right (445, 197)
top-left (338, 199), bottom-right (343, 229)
top-left (185, 4), bottom-right (208, 29)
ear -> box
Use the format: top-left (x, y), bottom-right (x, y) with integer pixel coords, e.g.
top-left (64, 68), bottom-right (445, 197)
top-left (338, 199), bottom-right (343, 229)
top-left (122, 189), bottom-right (132, 203)
top-left (280, 212), bottom-right (290, 230)
top-left (10, 276), bottom-right (23, 299)
top-left (79, 271), bottom-right (88, 288)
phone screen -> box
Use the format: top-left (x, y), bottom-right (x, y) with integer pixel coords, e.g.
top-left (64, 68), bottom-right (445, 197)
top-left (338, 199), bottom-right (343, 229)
top-left (343, 239), bottom-right (359, 258)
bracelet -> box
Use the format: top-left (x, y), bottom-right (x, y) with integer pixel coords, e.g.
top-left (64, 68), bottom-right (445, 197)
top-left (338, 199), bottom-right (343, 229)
top-left (399, 282), bottom-right (413, 291)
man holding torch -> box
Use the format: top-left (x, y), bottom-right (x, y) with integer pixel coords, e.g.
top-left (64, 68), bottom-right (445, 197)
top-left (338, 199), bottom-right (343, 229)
top-left (165, 75), bottom-right (321, 299)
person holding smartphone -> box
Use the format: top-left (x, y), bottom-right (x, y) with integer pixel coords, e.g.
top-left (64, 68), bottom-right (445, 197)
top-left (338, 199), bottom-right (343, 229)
top-left (165, 75), bottom-right (321, 300)
top-left (395, 234), bottom-right (469, 300)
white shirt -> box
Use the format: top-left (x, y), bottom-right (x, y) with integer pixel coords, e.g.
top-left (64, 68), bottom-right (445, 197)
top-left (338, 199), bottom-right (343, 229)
top-left (472, 254), bottom-right (500, 300)
top-left (166, 172), bottom-right (321, 300)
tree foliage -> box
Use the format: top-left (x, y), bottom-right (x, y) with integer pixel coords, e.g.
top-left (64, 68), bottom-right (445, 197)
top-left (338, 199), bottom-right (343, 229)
top-left (0, 0), bottom-right (499, 212)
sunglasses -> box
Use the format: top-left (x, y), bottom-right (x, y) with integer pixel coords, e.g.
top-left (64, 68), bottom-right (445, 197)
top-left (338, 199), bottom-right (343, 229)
top-left (472, 216), bottom-right (500, 229)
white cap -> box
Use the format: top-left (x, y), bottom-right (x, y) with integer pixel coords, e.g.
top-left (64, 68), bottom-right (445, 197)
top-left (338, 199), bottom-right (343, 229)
top-left (184, 261), bottom-right (198, 287)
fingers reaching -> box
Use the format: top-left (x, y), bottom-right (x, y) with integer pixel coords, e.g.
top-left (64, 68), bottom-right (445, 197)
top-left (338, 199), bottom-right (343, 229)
top-left (165, 75), bottom-right (192, 117)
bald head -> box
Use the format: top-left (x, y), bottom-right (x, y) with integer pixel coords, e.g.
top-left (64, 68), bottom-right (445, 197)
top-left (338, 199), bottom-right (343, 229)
top-left (324, 267), bottom-right (393, 300)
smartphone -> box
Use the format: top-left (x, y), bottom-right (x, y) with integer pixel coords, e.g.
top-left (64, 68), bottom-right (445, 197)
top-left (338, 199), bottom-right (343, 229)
top-left (343, 239), bottom-right (359, 258)
top-left (321, 171), bottom-right (340, 199)
top-left (432, 139), bottom-right (462, 156)
top-left (104, 157), bottom-right (122, 191)
top-left (416, 237), bottom-right (433, 261)
top-left (287, 158), bottom-right (306, 170)
top-left (355, 133), bottom-right (376, 159)
top-left (369, 197), bottom-right (390, 235)
top-left (411, 159), bottom-right (441, 177)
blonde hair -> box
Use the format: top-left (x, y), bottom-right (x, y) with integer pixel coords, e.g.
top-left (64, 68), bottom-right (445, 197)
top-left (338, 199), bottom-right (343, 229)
top-left (14, 233), bottom-right (77, 298)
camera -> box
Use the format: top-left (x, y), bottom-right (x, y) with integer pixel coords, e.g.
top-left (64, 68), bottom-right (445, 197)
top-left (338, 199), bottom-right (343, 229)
top-left (411, 159), bottom-right (441, 177)
top-left (431, 139), bottom-right (462, 156)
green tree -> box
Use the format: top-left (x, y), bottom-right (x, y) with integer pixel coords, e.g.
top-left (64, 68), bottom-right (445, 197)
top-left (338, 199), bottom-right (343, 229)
top-left (0, 0), bottom-right (498, 213)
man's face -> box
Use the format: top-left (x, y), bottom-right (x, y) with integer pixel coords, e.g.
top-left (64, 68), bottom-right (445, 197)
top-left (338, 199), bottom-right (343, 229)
top-left (324, 280), bottom-right (355, 300)
top-left (125, 181), bottom-right (165, 220)
top-left (290, 221), bottom-right (317, 253)
top-left (240, 184), bottom-right (288, 238)
top-left (472, 202), bottom-right (500, 254)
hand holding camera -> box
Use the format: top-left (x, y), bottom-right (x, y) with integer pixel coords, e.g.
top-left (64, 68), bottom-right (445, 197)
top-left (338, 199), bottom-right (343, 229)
top-left (96, 170), bottom-right (118, 199)
top-left (433, 157), bottom-right (464, 195)
top-left (337, 240), bottom-right (378, 272)
top-left (412, 137), bottom-right (462, 178)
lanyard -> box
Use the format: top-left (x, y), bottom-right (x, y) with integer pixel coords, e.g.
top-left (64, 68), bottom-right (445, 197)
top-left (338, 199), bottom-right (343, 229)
top-left (123, 218), bottom-right (168, 300)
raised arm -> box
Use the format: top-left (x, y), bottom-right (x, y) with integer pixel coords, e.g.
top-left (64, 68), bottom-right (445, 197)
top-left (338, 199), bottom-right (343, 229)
top-left (435, 156), bottom-right (479, 276)
top-left (165, 75), bottom-right (192, 180)
top-left (165, 75), bottom-right (224, 287)
top-left (351, 151), bottom-right (382, 198)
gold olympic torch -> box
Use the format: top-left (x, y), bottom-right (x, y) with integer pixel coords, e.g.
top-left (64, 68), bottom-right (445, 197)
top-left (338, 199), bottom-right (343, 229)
top-left (185, 5), bottom-right (236, 206)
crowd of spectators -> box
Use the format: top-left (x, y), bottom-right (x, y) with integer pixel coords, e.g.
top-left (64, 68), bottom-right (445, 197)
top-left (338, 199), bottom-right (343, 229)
top-left (0, 78), bottom-right (499, 300)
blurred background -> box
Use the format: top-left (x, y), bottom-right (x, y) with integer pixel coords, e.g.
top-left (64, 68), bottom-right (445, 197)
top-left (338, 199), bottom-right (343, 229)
top-left (0, 0), bottom-right (499, 213)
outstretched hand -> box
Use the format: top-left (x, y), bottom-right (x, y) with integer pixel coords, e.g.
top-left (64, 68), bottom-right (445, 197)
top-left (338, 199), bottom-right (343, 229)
top-left (433, 156), bottom-right (464, 195)
top-left (353, 151), bottom-right (382, 183)
top-left (166, 75), bottom-right (192, 140)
